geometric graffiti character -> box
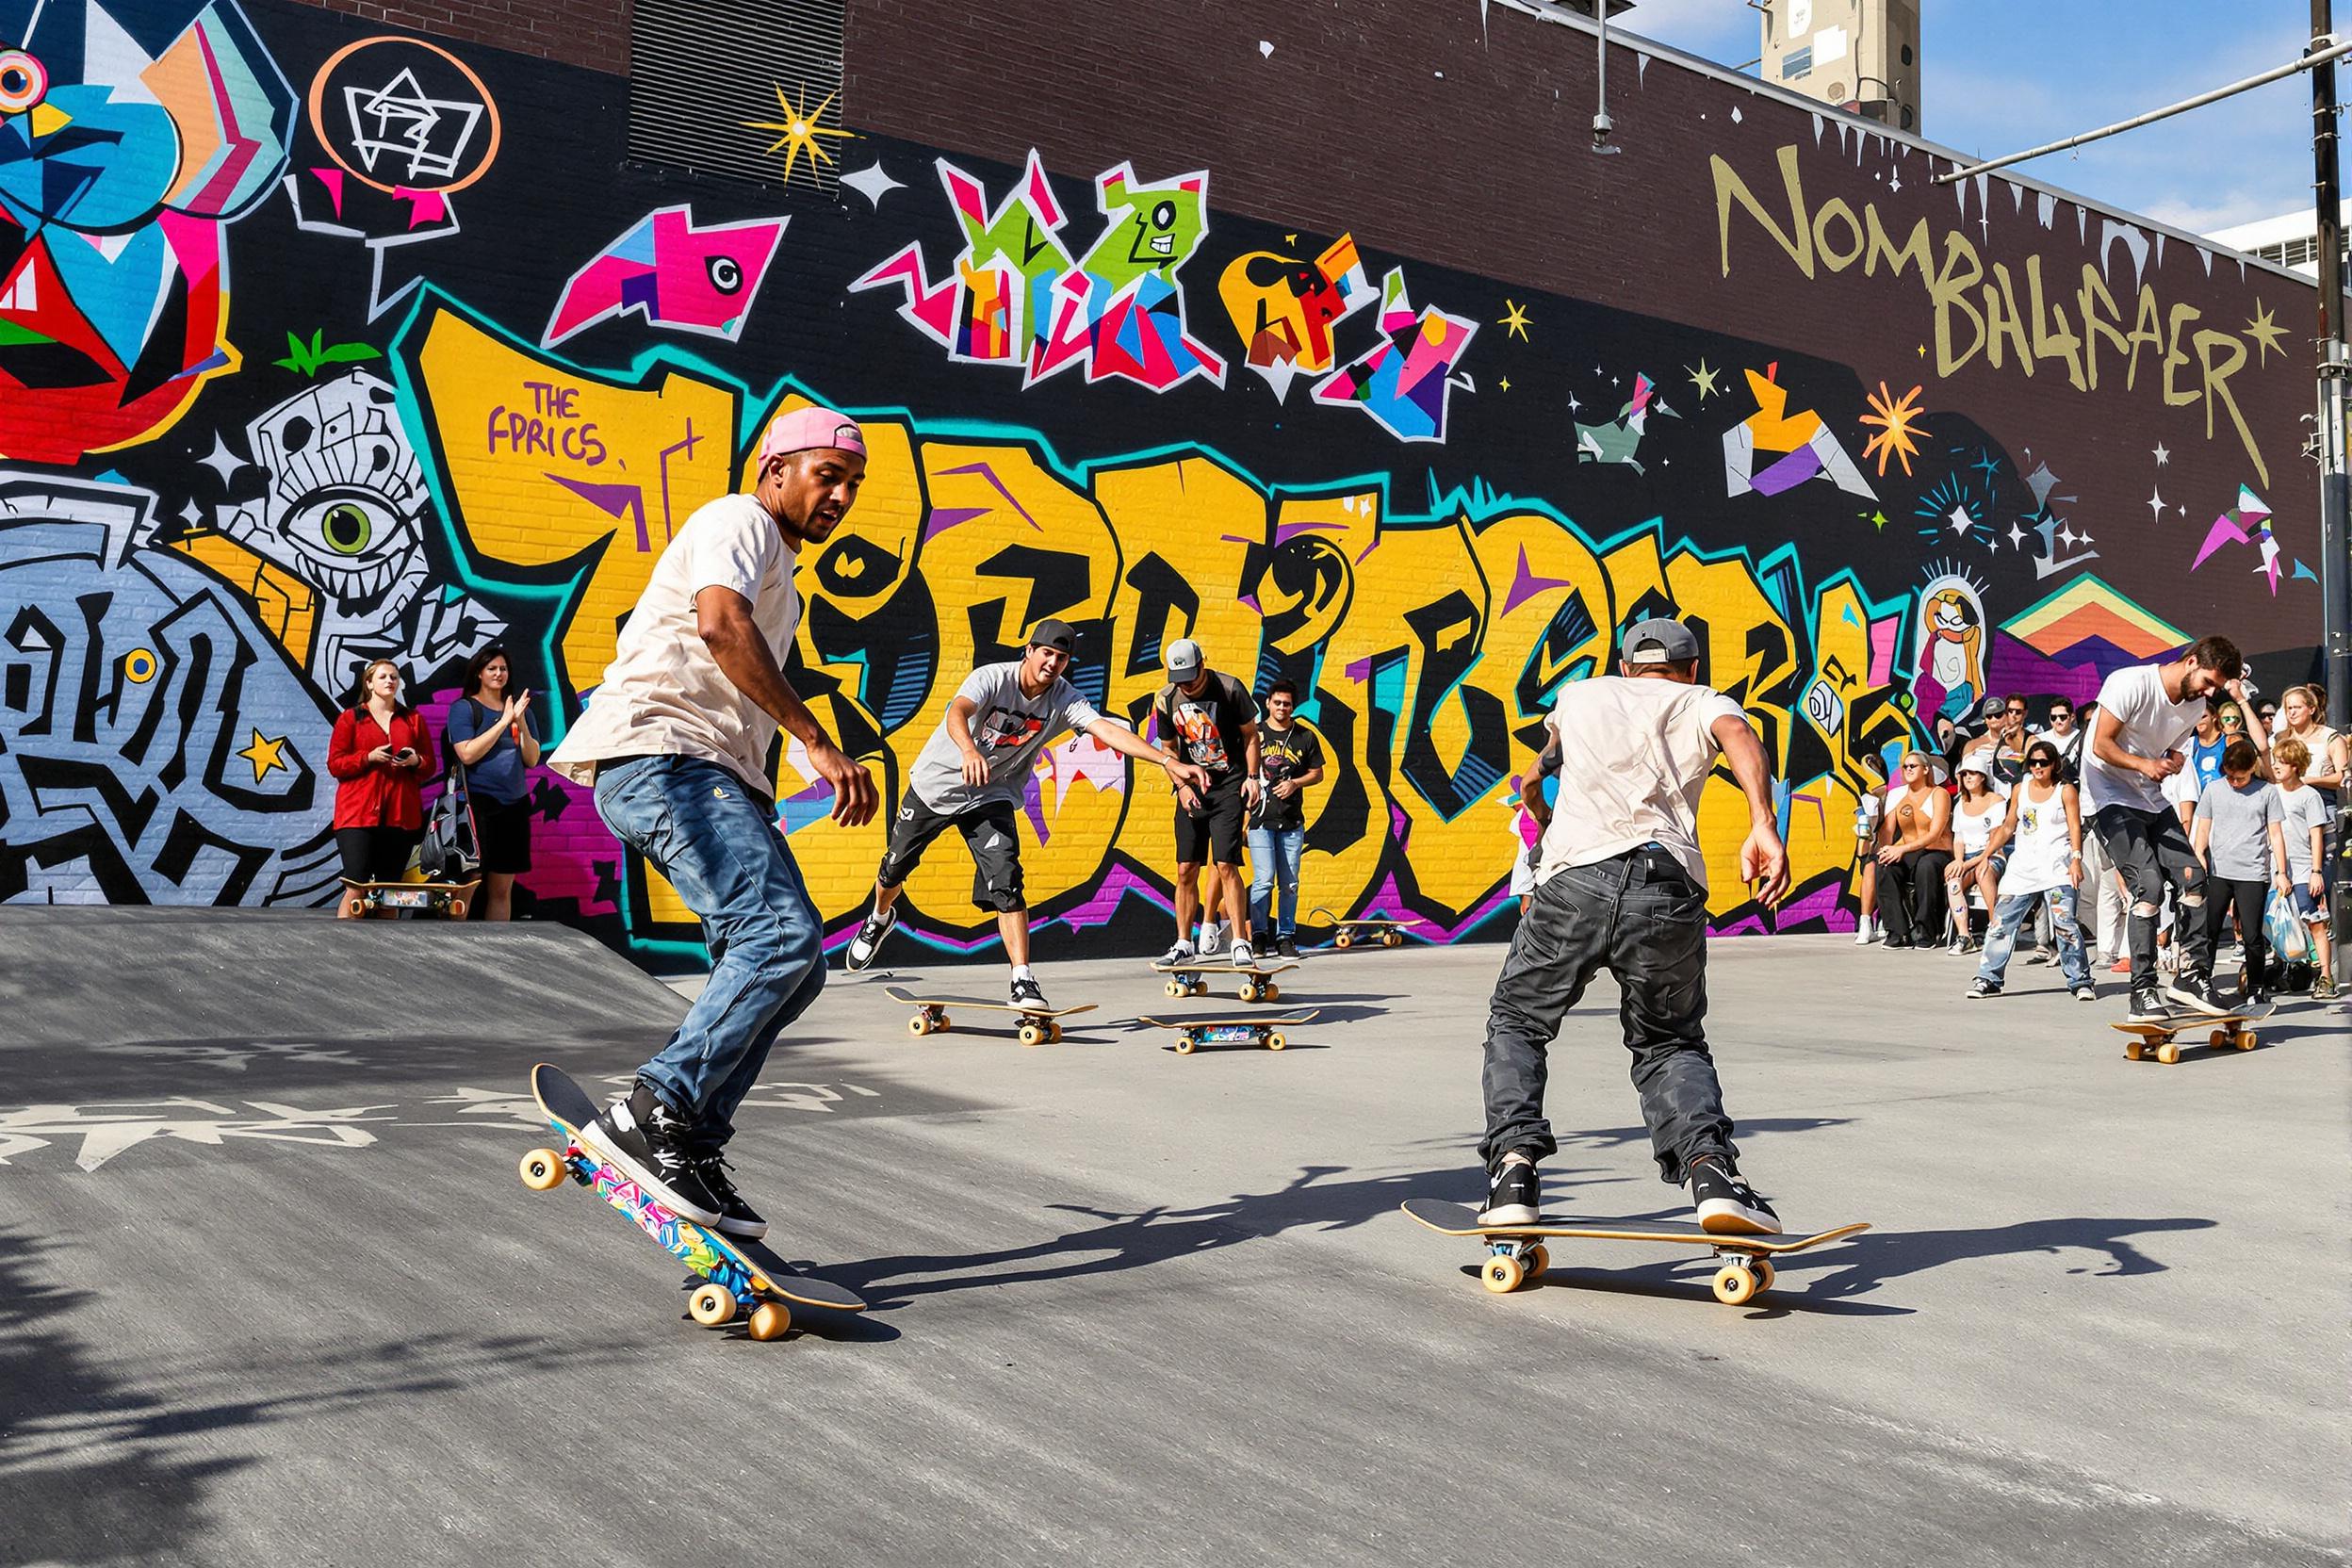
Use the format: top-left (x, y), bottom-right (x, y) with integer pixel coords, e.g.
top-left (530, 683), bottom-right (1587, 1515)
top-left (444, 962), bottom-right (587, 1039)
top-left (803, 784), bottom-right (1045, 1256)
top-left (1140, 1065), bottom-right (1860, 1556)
top-left (198, 370), bottom-right (501, 695)
top-left (0, 471), bottom-right (338, 906)
top-left (1217, 233), bottom-right (1372, 400)
top-left (1573, 373), bottom-right (1677, 473)
top-left (2191, 484), bottom-right (2295, 596)
top-left (0, 0), bottom-right (295, 462)
top-left (1309, 269), bottom-right (1477, 443)
top-left (1722, 366), bottom-right (1875, 499)
top-left (542, 205), bottom-right (787, 350)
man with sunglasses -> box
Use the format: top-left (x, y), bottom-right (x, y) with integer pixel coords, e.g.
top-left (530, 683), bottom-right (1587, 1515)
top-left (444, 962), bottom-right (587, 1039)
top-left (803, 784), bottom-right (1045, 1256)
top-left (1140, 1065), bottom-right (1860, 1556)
top-left (1967, 741), bottom-right (2095, 1001)
top-left (844, 619), bottom-right (1211, 1003)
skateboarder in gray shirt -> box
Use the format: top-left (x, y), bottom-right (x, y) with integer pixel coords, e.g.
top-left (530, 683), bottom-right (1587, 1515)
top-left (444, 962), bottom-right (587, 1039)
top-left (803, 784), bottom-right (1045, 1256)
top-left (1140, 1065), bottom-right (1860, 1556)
top-left (846, 619), bottom-right (1209, 1005)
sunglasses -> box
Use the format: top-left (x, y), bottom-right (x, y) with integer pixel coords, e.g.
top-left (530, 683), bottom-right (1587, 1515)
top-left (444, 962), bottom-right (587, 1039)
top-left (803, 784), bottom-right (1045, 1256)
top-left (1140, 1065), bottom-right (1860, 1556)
top-left (2028, 757), bottom-right (2057, 768)
top-left (2221, 713), bottom-right (2244, 727)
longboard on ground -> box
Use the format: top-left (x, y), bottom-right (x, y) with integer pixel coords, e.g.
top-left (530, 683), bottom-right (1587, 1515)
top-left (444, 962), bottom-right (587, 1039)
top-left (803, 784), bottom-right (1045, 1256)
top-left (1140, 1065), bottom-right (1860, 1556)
top-left (1309, 906), bottom-right (1424, 949)
top-left (2110, 1006), bottom-right (2272, 1065)
top-left (340, 876), bottom-right (478, 919)
top-left (1401, 1197), bottom-right (1870, 1306)
top-left (1135, 1009), bottom-right (1320, 1055)
top-left (520, 1063), bottom-right (865, 1339)
top-left (1150, 956), bottom-right (1300, 1003)
top-left (882, 984), bottom-right (1095, 1047)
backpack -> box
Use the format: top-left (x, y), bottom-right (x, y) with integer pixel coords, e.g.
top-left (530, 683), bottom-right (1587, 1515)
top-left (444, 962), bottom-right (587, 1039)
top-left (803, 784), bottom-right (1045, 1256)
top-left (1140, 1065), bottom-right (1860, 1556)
top-left (419, 762), bottom-right (481, 882)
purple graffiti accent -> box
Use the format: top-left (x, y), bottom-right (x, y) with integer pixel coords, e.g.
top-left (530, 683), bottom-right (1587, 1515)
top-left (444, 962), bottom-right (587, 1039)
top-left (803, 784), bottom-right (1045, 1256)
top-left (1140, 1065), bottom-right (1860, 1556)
top-left (1751, 446), bottom-right (1823, 497)
top-left (923, 506), bottom-right (991, 540)
top-left (2191, 511), bottom-right (2246, 570)
top-left (1708, 880), bottom-right (1843, 937)
top-left (1388, 802), bottom-right (1411, 845)
top-left (1271, 520), bottom-right (1347, 546)
top-left (524, 773), bottom-right (621, 916)
top-left (935, 461), bottom-right (1044, 533)
top-left (1050, 863), bottom-right (1178, 931)
top-left (1021, 772), bottom-right (1053, 843)
top-left (1502, 543), bottom-right (1575, 614)
top-left (1238, 593), bottom-right (1264, 613)
top-left (547, 473), bottom-right (650, 552)
top-left (776, 779), bottom-right (838, 835)
top-left (1983, 630), bottom-right (2115, 709)
top-left (1356, 873), bottom-right (1512, 941)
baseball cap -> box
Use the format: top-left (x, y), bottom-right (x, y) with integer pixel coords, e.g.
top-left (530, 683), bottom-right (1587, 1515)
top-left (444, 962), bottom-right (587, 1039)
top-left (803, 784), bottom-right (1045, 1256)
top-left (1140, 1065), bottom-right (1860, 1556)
top-left (1622, 616), bottom-right (1700, 665)
top-left (756, 406), bottom-right (866, 463)
top-left (1164, 637), bottom-right (1204, 680)
top-left (1027, 618), bottom-right (1078, 658)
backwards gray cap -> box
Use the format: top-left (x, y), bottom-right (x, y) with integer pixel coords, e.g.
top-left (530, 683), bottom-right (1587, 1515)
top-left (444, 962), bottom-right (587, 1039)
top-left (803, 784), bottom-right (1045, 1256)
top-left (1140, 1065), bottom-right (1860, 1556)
top-left (1623, 616), bottom-right (1700, 665)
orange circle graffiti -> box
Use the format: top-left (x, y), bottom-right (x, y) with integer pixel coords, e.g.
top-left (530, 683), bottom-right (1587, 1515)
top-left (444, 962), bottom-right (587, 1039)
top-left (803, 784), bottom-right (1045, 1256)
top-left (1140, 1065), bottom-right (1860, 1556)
top-left (306, 37), bottom-right (503, 196)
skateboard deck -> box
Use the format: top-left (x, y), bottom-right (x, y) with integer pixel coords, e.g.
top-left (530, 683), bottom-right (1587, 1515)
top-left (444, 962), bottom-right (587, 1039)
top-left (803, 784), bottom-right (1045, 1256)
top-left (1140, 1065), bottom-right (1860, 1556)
top-left (1135, 1009), bottom-right (1319, 1054)
top-left (1310, 906), bottom-right (1424, 949)
top-left (340, 876), bottom-right (478, 919)
top-left (521, 1063), bottom-right (864, 1338)
top-left (1402, 1197), bottom-right (1870, 1305)
top-left (1150, 956), bottom-right (1301, 1003)
top-left (883, 985), bottom-right (1095, 1046)
top-left (2110, 1007), bottom-right (2272, 1064)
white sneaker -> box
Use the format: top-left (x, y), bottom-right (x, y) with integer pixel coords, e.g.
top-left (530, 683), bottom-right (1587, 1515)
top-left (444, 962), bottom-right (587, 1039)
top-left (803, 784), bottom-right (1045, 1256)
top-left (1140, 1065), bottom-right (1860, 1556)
top-left (1228, 939), bottom-right (1255, 968)
top-left (1197, 923), bottom-right (1226, 958)
top-left (1853, 919), bottom-right (1880, 945)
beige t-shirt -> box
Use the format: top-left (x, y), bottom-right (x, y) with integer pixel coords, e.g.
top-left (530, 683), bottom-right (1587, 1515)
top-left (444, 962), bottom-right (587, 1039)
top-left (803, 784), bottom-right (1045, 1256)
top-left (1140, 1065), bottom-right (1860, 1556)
top-left (1535, 676), bottom-right (1746, 889)
top-left (548, 493), bottom-right (800, 792)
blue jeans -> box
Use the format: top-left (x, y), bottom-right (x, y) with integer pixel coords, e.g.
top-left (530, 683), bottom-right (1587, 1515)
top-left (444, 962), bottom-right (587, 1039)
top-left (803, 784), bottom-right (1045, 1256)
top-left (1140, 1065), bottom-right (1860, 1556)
top-left (593, 755), bottom-right (825, 1145)
top-left (1248, 825), bottom-right (1304, 938)
top-left (1976, 885), bottom-right (2089, 989)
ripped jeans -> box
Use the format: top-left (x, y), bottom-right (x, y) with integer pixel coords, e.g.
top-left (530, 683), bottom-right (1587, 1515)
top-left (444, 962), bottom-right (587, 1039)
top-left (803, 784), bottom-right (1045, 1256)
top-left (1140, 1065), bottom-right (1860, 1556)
top-left (2091, 803), bottom-right (2211, 995)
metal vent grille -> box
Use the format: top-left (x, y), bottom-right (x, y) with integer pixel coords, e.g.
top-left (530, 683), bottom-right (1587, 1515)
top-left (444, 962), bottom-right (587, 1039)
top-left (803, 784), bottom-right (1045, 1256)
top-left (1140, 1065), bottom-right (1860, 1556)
top-left (628, 0), bottom-right (845, 190)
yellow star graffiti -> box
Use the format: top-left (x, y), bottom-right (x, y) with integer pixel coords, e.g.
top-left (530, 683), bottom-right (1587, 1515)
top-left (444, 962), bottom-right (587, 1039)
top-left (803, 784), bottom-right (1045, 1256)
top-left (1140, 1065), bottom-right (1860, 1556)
top-left (743, 85), bottom-right (852, 185)
top-left (1499, 376), bottom-right (1512, 392)
top-left (1497, 299), bottom-right (1532, 340)
top-left (237, 728), bottom-right (290, 784)
top-left (2244, 302), bottom-right (2288, 365)
top-left (1859, 381), bottom-right (1928, 478)
top-left (1686, 358), bottom-right (1721, 400)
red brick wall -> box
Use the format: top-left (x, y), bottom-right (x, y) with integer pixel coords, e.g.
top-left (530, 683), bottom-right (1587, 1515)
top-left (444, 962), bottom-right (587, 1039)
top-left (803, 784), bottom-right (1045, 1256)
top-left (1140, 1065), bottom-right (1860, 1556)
top-left (288, 0), bottom-right (632, 74)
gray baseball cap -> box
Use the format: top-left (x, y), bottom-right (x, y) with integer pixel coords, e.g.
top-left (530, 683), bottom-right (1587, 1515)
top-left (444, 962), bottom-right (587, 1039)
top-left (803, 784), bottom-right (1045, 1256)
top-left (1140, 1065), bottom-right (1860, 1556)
top-left (1623, 616), bottom-right (1700, 665)
top-left (1164, 637), bottom-right (1204, 680)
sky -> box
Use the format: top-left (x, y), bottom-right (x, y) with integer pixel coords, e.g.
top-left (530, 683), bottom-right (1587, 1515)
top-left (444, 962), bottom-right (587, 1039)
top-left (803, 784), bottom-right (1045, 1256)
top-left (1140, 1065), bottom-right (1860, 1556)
top-left (1610, 0), bottom-right (2323, 236)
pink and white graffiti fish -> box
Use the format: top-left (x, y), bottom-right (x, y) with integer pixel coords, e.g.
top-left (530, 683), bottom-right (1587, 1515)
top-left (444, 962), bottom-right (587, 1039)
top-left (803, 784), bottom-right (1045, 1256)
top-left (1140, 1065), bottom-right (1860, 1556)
top-left (542, 205), bottom-right (787, 349)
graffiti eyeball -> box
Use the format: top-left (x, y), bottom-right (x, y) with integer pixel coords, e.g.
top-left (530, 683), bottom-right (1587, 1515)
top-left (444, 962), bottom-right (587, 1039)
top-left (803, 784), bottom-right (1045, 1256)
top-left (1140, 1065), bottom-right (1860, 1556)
top-left (1147, 200), bottom-right (1177, 256)
top-left (282, 490), bottom-right (404, 576)
top-left (121, 648), bottom-right (158, 685)
top-left (0, 49), bottom-right (45, 115)
top-left (706, 254), bottom-right (743, 294)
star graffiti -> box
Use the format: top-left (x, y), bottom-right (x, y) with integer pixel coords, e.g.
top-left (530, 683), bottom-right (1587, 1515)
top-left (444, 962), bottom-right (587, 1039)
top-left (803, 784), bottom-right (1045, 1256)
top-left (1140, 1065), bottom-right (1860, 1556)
top-left (1687, 358), bottom-right (1722, 400)
top-left (1497, 299), bottom-right (1533, 340)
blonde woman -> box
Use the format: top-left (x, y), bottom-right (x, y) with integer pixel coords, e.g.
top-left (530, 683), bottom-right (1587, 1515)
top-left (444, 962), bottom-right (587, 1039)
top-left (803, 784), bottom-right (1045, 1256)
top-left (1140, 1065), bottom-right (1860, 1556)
top-left (1873, 751), bottom-right (1953, 948)
top-left (327, 660), bottom-right (433, 913)
top-left (2276, 684), bottom-right (2343, 792)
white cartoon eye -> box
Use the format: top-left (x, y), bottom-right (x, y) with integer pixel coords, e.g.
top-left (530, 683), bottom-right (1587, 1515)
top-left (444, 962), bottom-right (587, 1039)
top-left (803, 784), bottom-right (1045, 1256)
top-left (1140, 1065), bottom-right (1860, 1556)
top-left (1151, 200), bottom-right (1176, 230)
top-left (0, 49), bottom-right (46, 114)
top-left (707, 254), bottom-right (743, 293)
top-left (287, 491), bottom-right (397, 558)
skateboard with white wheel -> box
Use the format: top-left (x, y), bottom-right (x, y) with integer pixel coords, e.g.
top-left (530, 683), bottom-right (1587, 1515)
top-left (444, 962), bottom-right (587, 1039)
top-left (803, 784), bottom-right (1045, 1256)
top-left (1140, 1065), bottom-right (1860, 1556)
top-left (1135, 1009), bottom-right (1319, 1054)
top-left (1401, 1198), bottom-right (1869, 1306)
top-left (1310, 906), bottom-right (1423, 949)
top-left (520, 1063), bottom-right (864, 1338)
top-left (340, 875), bottom-right (479, 919)
top-left (2110, 1006), bottom-right (2272, 1065)
top-left (883, 985), bottom-right (1095, 1047)
top-left (1150, 956), bottom-right (1300, 1003)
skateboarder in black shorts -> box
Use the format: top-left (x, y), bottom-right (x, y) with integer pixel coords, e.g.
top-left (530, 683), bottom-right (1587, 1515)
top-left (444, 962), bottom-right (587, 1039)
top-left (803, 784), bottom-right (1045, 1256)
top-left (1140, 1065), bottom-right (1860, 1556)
top-left (845, 620), bottom-right (1209, 1004)
top-left (1476, 617), bottom-right (1791, 1235)
top-left (1153, 638), bottom-right (1262, 967)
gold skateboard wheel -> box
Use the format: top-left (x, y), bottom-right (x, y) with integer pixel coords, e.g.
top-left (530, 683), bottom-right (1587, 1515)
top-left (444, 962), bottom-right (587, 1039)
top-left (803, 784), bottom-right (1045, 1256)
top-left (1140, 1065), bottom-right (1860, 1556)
top-left (519, 1148), bottom-right (566, 1191)
top-left (689, 1283), bottom-right (738, 1326)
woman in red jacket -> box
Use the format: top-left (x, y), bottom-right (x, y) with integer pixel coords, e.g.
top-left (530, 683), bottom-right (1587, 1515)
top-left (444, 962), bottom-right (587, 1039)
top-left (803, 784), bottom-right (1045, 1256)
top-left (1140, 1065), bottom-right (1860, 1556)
top-left (328, 659), bottom-right (434, 914)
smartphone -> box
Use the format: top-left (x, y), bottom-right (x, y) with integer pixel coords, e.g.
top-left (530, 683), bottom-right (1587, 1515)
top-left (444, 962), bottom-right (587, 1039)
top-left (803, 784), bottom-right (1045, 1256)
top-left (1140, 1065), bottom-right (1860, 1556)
top-left (395, 748), bottom-right (418, 763)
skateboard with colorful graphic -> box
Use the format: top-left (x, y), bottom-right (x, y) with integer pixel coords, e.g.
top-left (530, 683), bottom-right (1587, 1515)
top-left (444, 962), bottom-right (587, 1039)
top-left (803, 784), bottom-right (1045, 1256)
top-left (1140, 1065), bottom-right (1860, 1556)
top-left (883, 984), bottom-right (1096, 1047)
top-left (339, 876), bottom-right (478, 919)
top-left (1135, 1009), bottom-right (1320, 1054)
top-left (1401, 1197), bottom-right (1870, 1306)
top-left (520, 1063), bottom-right (865, 1339)
top-left (2110, 1006), bottom-right (2273, 1065)
top-left (1151, 956), bottom-right (1300, 1003)
top-left (1310, 906), bottom-right (1424, 949)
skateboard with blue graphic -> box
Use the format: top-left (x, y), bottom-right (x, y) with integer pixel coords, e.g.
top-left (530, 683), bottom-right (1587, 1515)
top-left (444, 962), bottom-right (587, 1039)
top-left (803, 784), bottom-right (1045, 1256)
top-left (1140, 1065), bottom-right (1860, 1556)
top-left (520, 1063), bottom-right (864, 1339)
top-left (1135, 1009), bottom-right (1319, 1054)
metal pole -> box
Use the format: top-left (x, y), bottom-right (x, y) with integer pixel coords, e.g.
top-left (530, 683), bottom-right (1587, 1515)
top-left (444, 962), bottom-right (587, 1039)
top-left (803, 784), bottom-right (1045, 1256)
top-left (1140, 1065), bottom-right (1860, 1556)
top-left (2313, 0), bottom-right (2352, 978)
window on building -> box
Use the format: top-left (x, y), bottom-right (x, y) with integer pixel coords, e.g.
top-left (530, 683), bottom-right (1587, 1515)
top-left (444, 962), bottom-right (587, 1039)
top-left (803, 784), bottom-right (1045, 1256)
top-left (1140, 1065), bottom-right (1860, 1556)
top-left (629, 0), bottom-right (845, 190)
top-left (1783, 45), bottom-right (1813, 80)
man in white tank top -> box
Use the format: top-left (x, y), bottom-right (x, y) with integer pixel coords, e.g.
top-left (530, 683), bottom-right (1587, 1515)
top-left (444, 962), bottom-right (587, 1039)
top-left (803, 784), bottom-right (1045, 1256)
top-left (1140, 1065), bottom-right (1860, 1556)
top-left (1475, 618), bottom-right (1791, 1236)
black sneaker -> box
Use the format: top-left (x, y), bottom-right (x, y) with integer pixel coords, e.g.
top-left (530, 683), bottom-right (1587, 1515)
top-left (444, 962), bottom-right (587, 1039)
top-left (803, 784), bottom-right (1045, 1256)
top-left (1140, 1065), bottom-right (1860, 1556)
top-left (1689, 1155), bottom-right (1781, 1235)
top-left (1160, 939), bottom-right (1197, 965)
top-left (1478, 1159), bottom-right (1541, 1226)
top-left (1965, 977), bottom-right (2000, 999)
top-left (1883, 937), bottom-right (1913, 950)
top-left (575, 1081), bottom-right (723, 1226)
top-left (693, 1148), bottom-right (766, 1238)
top-left (845, 904), bottom-right (896, 971)
top-left (1009, 973), bottom-right (1049, 1010)
top-left (1276, 937), bottom-right (1300, 961)
top-left (2166, 971), bottom-right (2228, 1017)
top-left (2246, 988), bottom-right (2274, 1010)
top-left (2127, 987), bottom-right (2170, 1023)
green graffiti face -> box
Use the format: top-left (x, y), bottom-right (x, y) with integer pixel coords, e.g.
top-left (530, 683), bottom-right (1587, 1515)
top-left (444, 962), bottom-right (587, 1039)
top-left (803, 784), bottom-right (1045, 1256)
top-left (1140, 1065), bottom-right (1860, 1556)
top-left (1088, 175), bottom-right (1207, 286)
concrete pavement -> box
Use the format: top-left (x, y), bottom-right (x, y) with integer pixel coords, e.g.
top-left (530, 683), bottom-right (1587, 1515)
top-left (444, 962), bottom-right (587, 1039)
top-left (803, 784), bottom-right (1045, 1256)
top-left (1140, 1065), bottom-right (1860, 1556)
top-left (1, 907), bottom-right (2343, 1566)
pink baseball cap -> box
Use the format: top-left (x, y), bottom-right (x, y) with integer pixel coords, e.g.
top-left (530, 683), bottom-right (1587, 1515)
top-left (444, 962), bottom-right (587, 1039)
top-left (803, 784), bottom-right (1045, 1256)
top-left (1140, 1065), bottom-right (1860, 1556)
top-left (756, 406), bottom-right (866, 462)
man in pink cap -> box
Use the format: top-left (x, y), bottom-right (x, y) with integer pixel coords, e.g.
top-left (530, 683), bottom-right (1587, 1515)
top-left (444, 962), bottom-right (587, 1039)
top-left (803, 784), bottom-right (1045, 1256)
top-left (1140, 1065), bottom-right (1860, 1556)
top-left (549, 405), bottom-right (878, 1238)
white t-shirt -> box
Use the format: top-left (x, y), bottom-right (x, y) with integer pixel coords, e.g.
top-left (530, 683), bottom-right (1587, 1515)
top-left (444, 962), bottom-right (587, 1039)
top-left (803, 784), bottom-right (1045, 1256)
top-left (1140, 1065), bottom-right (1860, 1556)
top-left (1536, 676), bottom-right (1745, 889)
top-left (549, 493), bottom-right (801, 792)
top-left (2081, 663), bottom-right (2202, 816)
top-left (1952, 793), bottom-right (2001, 858)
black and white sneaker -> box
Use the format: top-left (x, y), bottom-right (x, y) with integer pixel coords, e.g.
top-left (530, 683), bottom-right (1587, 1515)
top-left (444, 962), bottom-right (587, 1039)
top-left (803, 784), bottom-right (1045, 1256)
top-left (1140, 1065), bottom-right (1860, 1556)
top-left (1690, 1156), bottom-right (1781, 1236)
top-left (1276, 936), bottom-right (1300, 960)
top-left (2127, 987), bottom-right (2170, 1023)
top-left (2072, 985), bottom-right (2099, 1002)
top-left (2246, 988), bottom-right (2274, 1010)
top-left (2166, 970), bottom-right (2228, 1017)
top-left (693, 1149), bottom-right (766, 1238)
top-left (1965, 977), bottom-right (2000, 999)
top-left (1009, 973), bottom-right (1049, 1010)
top-left (845, 904), bottom-right (896, 971)
top-left (1160, 939), bottom-right (1196, 965)
top-left (1478, 1159), bottom-right (1542, 1227)
top-left (575, 1081), bottom-right (723, 1226)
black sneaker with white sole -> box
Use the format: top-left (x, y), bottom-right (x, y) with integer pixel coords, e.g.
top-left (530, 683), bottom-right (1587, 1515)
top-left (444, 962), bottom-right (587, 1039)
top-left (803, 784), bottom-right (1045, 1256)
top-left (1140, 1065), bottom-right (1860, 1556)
top-left (2166, 971), bottom-right (2228, 1017)
top-left (692, 1149), bottom-right (766, 1238)
top-left (845, 904), bottom-right (896, 971)
top-left (1478, 1159), bottom-right (1542, 1226)
top-left (575, 1081), bottom-right (723, 1226)
top-left (2127, 987), bottom-right (2170, 1023)
top-left (1160, 940), bottom-right (1197, 965)
top-left (1009, 973), bottom-right (1049, 1009)
top-left (1276, 937), bottom-right (1300, 960)
top-left (1689, 1155), bottom-right (1781, 1235)
top-left (1965, 977), bottom-right (2000, 999)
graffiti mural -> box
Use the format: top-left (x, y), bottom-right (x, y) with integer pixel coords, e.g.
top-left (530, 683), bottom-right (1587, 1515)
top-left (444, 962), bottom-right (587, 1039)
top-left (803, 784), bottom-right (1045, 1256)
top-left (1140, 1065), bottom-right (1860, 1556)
top-left (0, 1), bottom-right (2315, 965)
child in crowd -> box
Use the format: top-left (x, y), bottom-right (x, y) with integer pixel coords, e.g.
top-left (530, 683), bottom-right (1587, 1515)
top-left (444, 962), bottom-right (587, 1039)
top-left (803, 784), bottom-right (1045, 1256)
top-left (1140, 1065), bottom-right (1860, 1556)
top-left (2190, 739), bottom-right (2290, 1008)
top-left (2272, 738), bottom-right (2338, 1001)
